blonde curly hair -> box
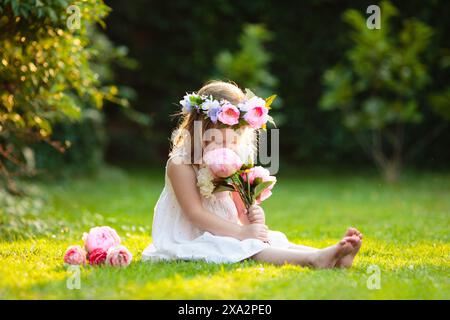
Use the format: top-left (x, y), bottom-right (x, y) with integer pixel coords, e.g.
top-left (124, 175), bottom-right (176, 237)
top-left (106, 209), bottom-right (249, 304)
top-left (170, 80), bottom-right (257, 165)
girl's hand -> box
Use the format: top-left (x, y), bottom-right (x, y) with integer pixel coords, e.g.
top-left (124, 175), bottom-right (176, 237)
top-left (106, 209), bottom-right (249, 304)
top-left (247, 205), bottom-right (265, 224)
top-left (238, 223), bottom-right (269, 242)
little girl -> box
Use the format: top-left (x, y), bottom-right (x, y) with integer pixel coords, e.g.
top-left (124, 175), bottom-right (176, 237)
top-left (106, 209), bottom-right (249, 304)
top-left (142, 80), bottom-right (362, 268)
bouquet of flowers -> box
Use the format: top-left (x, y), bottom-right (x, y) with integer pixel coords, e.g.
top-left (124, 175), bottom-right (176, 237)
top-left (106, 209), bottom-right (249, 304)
top-left (63, 226), bottom-right (132, 267)
top-left (198, 148), bottom-right (276, 210)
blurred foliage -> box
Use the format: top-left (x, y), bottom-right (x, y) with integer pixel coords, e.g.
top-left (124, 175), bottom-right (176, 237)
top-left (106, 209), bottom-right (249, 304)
top-left (428, 52), bottom-right (450, 121)
top-left (32, 26), bottom-right (139, 177)
top-left (321, 1), bottom-right (432, 129)
top-left (215, 24), bottom-right (276, 90)
top-left (213, 23), bottom-right (283, 124)
top-left (104, 0), bottom-right (449, 167)
top-left (0, 184), bottom-right (50, 240)
top-left (1, 0), bottom-right (448, 175)
top-left (429, 88), bottom-right (450, 121)
top-left (33, 108), bottom-right (106, 176)
top-left (320, 1), bottom-right (447, 181)
top-left (0, 0), bottom-right (127, 190)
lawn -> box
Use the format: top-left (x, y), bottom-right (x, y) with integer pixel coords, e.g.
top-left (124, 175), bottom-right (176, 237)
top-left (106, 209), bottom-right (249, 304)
top-left (0, 166), bottom-right (449, 299)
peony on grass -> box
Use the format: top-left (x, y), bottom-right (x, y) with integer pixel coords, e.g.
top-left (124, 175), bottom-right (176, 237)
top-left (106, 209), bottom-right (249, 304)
top-left (63, 245), bottom-right (86, 265)
top-left (65, 226), bottom-right (132, 267)
top-left (83, 226), bottom-right (121, 253)
top-left (0, 167), bottom-right (449, 299)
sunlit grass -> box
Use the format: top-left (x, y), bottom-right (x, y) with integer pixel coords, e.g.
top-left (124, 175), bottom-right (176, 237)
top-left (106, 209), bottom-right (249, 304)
top-left (0, 167), bottom-right (449, 299)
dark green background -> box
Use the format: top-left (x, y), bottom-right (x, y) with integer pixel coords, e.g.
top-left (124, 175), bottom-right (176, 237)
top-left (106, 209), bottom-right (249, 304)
top-left (101, 0), bottom-right (450, 168)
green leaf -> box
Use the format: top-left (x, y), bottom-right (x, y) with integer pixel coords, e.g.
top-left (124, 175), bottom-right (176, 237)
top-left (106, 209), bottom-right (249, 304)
top-left (244, 88), bottom-right (256, 99)
top-left (253, 181), bottom-right (274, 199)
top-left (214, 185), bottom-right (235, 193)
top-left (253, 177), bottom-right (263, 185)
top-left (265, 94), bottom-right (277, 109)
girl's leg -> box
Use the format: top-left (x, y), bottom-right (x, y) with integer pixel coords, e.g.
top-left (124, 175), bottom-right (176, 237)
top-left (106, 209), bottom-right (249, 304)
top-left (286, 228), bottom-right (363, 253)
top-left (285, 235), bottom-right (362, 268)
top-left (287, 244), bottom-right (319, 252)
top-left (251, 247), bottom-right (316, 267)
top-left (251, 239), bottom-right (354, 269)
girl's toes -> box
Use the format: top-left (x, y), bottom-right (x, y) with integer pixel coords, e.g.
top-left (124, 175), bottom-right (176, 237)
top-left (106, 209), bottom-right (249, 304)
top-left (346, 227), bottom-right (357, 236)
top-left (343, 236), bottom-right (360, 247)
top-left (339, 241), bottom-right (354, 257)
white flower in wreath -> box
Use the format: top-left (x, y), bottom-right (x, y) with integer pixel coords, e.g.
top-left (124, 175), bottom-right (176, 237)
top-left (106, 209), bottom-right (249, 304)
top-left (196, 166), bottom-right (215, 198)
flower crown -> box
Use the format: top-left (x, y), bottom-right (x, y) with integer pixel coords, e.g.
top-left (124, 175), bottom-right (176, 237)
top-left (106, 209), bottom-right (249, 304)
top-left (179, 88), bottom-right (276, 130)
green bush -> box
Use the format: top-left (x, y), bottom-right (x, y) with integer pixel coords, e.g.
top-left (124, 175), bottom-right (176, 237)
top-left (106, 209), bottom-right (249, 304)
top-left (0, 0), bottom-right (124, 191)
top-left (33, 108), bottom-right (106, 176)
top-left (104, 0), bottom-right (450, 166)
top-left (0, 185), bottom-right (50, 240)
top-left (320, 1), bottom-right (448, 181)
top-left (213, 23), bottom-right (282, 124)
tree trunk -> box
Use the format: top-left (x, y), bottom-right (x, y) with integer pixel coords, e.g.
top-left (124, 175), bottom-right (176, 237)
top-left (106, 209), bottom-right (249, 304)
top-left (369, 126), bottom-right (404, 183)
top-left (382, 159), bottom-right (401, 183)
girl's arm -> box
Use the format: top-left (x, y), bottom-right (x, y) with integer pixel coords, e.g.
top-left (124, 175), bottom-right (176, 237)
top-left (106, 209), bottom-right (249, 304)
top-left (231, 191), bottom-right (251, 225)
top-left (168, 158), bottom-right (267, 240)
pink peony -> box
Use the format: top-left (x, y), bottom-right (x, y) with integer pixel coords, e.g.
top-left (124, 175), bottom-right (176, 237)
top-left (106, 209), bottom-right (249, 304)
top-left (242, 166), bottom-right (271, 184)
top-left (106, 245), bottom-right (133, 267)
top-left (82, 226), bottom-right (121, 253)
top-left (242, 97), bottom-right (268, 129)
top-left (242, 166), bottom-right (276, 203)
top-left (256, 187), bottom-right (274, 203)
top-left (63, 245), bottom-right (87, 265)
top-left (203, 148), bottom-right (243, 178)
top-left (217, 103), bottom-right (240, 126)
top-left (88, 248), bottom-right (108, 265)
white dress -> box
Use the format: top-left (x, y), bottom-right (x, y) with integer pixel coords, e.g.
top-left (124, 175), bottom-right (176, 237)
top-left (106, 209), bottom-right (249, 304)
top-left (142, 152), bottom-right (294, 264)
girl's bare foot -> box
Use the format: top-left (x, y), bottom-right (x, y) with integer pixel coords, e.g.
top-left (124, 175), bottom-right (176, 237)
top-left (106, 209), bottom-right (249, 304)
top-left (336, 228), bottom-right (363, 268)
top-left (343, 227), bottom-right (363, 240)
top-left (311, 238), bottom-right (354, 269)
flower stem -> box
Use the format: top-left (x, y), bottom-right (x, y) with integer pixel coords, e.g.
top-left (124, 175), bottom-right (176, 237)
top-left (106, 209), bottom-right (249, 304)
top-left (231, 174), bottom-right (251, 210)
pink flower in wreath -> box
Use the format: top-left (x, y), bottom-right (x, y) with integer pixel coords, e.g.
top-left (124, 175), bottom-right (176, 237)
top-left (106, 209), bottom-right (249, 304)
top-left (217, 103), bottom-right (240, 126)
top-left (242, 97), bottom-right (268, 129)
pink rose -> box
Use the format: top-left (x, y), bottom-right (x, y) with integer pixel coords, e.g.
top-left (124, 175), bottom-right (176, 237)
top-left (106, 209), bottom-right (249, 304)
top-left (217, 103), bottom-right (240, 126)
top-left (82, 226), bottom-right (121, 253)
top-left (63, 245), bottom-right (87, 265)
top-left (241, 97), bottom-right (268, 129)
top-left (88, 248), bottom-right (108, 265)
top-left (106, 245), bottom-right (132, 267)
top-left (244, 106), bottom-right (268, 129)
top-left (203, 147), bottom-right (243, 178)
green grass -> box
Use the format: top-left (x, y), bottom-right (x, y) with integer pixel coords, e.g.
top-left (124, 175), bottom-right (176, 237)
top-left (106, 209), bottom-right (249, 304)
top-left (0, 166), bottom-right (449, 299)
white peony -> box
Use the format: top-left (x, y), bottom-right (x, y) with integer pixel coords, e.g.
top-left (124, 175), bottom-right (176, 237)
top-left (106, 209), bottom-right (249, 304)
top-left (196, 166), bottom-right (215, 198)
